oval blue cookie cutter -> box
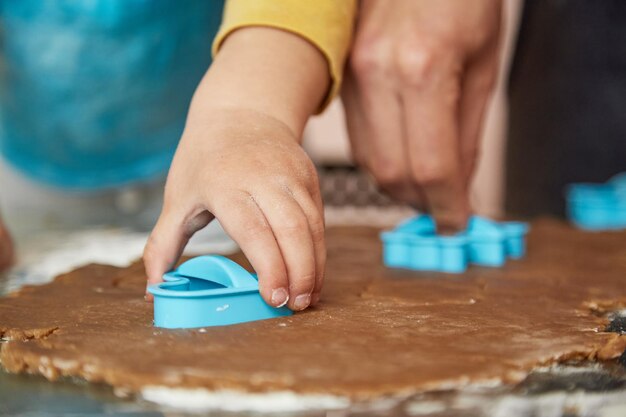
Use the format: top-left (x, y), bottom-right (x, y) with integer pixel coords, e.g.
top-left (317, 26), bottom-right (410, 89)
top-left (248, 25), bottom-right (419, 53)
top-left (148, 255), bottom-right (292, 329)
top-left (566, 173), bottom-right (626, 231)
top-left (381, 215), bottom-right (529, 274)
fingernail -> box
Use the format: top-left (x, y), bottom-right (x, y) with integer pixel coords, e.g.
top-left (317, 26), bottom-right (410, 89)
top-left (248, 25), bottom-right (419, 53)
top-left (271, 288), bottom-right (289, 307)
top-left (293, 294), bottom-right (311, 311)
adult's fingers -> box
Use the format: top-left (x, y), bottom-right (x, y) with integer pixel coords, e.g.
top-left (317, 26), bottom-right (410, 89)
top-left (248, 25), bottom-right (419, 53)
top-left (458, 49), bottom-right (499, 185)
top-left (344, 44), bottom-right (420, 205)
top-left (400, 53), bottom-right (468, 232)
top-left (144, 206), bottom-right (213, 297)
top-left (342, 72), bottom-right (370, 170)
top-left (212, 192), bottom-right (290, 308)
top-left (253, 189), bottom-right (316, 311)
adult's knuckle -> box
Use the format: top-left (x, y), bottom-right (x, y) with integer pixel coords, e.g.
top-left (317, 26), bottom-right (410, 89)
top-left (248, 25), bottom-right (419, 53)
top-left (410, 160), bottom-right (452, 187)
top-left (368, 156), bottom-right (405, 188)
top-left (394, 38), bottom-right (442, 86)
top-left (350, 34), bottom-right (390, 78)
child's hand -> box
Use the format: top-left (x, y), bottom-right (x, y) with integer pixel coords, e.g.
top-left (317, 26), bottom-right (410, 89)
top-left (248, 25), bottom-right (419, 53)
top-left (144, 109), bottom-right (325, 311)
top-left (143, 26), bottom-right (331, 311)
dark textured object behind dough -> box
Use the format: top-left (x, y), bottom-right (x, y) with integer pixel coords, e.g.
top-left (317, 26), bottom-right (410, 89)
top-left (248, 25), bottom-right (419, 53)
top-left (507, 0), bottom-right (626, 217)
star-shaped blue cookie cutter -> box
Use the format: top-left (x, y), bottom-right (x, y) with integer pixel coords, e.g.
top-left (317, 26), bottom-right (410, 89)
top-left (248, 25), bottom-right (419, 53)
top-left (566, 173), bottom-right (626, 231)
top-left (381, 215), bottom-right (529, 274)
top-left (148, 255), bottom-right (292, 329)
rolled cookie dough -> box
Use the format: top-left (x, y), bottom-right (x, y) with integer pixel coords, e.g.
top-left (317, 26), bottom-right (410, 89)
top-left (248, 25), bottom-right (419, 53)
top-left (1, 219), bottom-right (625, 398)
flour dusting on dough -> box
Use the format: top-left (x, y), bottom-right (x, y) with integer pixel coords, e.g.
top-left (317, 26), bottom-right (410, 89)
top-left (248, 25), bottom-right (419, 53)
top-left (4, 227), bottom-right (236, 293)
top-left (141, 387), bottom-right (350, 412)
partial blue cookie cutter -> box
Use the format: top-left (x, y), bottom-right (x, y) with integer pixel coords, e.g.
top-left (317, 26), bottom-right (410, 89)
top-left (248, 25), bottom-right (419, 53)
top-left (566, 173), bottom-right (626, 231)
top-left (381, 215), bottom-right (529, 274)
top-left (148, 255), bottom-right (292, 329)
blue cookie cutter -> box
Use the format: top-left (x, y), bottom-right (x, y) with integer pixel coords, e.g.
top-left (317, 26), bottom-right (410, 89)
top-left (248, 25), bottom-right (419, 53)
top-left (148, 255), bottom-right (292, 329)
top-left (381, 215), bottom-right (529, 274)
top-left (566, 173), bottom-right (626, 231)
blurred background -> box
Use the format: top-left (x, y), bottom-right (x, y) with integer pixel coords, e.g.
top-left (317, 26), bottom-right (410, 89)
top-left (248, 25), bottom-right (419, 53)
top-left (0, 0), bottom-right (520, 242)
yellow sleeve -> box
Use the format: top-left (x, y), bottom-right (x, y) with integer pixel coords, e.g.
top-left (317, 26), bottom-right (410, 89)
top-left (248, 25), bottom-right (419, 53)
top-left (212, 0), bottom-right (356, 113)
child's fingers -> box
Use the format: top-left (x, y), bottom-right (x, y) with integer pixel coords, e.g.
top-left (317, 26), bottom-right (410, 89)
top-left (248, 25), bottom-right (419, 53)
top-left (253, 189), bottom-right (316, 311)
top-left (212, 193), bottom-right (290, 308)
top-left (143, 207), bottom-right (213, 298)
top-left (289, 186), bottom-right (326, 306)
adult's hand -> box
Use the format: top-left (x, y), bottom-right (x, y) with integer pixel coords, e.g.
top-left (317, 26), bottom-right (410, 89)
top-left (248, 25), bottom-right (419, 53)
top-left (343, 0), bottom-right (502, 232)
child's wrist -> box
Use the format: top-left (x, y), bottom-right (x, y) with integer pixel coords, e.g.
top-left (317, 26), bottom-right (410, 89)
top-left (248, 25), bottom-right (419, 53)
top-left (188, 26), bottom-right (329, 137)
top-left (183, 106), bottom-right (302, 161)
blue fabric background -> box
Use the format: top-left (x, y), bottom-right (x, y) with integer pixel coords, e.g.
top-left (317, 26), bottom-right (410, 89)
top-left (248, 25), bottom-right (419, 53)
top-left (0, 0), bottom-right (224, 189)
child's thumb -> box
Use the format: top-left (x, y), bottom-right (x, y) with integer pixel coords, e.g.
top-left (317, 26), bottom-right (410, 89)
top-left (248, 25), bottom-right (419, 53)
top-left (143, 209), bottom-right (213, 300)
